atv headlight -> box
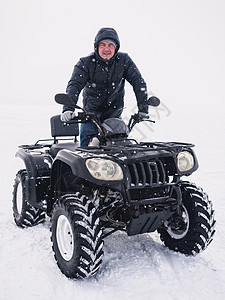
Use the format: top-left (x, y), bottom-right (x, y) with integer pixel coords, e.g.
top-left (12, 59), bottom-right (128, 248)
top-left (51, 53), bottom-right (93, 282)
top-left (177, 151), bottom-right (194, 172)
top-left (86, 158), bottom-right (123, 181)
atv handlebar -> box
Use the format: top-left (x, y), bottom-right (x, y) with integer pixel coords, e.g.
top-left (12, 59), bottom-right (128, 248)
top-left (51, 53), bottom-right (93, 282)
top-left (65, 110), bottom-right (155, 132)
top-left (128, 113), bottom-right (155, 131)
top-left (65, 111), bottom-right (96, 124)
top-left (56, 93), bottom-right (160, 136)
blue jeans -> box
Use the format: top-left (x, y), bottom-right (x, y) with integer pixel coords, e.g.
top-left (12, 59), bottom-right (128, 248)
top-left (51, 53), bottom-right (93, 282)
top-left (80, 114), bottom-right (122, 147)
top-left (80, 122), bottom-right (99, 147)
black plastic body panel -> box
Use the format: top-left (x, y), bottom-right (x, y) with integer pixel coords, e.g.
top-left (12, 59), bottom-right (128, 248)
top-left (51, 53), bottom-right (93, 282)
top-left (16, 148), bottom-right (52, 209)
top-left (15, 140), bottom-right (199, 214)
top-left (52, 149), bottom-right (128, 191)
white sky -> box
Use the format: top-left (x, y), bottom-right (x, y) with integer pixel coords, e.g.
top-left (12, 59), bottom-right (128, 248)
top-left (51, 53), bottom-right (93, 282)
top-left (1, 0), bottom-right (225, 109)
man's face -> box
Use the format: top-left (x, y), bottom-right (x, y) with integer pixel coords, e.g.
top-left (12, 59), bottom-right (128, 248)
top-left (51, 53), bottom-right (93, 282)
top-left (98, 41), bottom-right (116, 61)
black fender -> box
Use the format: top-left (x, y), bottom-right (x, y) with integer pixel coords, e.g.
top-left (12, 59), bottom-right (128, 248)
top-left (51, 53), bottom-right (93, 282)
top-left (15, 148), bottom-right (53, 209)
top-left (51, 149), bottom-right (128, 197)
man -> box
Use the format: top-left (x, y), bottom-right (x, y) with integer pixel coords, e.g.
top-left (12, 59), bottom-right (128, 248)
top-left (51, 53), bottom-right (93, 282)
top-left (61, 27), bottom-right (149, 146)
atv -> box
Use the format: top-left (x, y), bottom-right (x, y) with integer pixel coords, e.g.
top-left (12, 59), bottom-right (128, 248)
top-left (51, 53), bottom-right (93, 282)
top-left (12, 93), bottom-right (215, 279)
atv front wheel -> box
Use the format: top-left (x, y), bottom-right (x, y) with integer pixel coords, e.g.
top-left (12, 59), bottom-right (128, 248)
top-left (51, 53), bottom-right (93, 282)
top-left (158, 181), bottom-right (215, 255)
top-left (51, 193), bottom-right (103, 279)
top-left (12, 169), bottom-right (45, 227)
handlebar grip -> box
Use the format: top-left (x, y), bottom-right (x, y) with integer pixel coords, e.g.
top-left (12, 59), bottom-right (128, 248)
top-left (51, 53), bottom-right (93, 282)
top-left (63, 112), bottom-right (88, 124)
top-left (62, 112), bottom-right (96, 125)
top-left (63, 116), bottom-right (80, 124)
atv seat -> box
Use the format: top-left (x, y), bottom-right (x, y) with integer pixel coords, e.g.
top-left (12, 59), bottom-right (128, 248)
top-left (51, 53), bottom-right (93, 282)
top-left (49, 115), bottom-right (79, 157)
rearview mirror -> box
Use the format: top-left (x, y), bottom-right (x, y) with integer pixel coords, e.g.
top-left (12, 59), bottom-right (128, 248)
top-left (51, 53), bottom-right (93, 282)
top-left (148, 96), bottom-right (160, 107)
top-left (55, 93), bottom-right (72, 105)
top-left (55, 93), bottom-right (82, 110)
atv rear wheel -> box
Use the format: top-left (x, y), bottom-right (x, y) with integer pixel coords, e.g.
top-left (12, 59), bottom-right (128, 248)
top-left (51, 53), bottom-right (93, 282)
top-left (12, 169), bottom-right (45, 227)
top-left (51, 193), bottom-right (103, 279)
top-left (158, 181), bottom-right (215, 255)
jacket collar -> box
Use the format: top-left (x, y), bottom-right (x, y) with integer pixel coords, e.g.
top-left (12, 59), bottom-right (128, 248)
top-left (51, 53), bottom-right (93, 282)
top-left (94, 52), bottom-right (118, 66)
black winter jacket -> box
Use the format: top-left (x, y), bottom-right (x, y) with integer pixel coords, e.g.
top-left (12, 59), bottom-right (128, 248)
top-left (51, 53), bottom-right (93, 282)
top-left (64, 28), bottom-right (148, 119)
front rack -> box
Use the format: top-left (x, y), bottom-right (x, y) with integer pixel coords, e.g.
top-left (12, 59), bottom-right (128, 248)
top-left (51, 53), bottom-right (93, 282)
top-left (101, 141), bottom-right (195, 153)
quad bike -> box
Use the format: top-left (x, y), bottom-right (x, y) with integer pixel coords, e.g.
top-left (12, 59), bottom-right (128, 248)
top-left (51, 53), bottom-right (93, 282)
top-left (12, 93), bottom-right (215, 279)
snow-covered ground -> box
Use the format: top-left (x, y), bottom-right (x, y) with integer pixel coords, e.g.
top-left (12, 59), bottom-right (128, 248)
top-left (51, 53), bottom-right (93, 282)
top-left (0, 103), bottom-right (225, 300)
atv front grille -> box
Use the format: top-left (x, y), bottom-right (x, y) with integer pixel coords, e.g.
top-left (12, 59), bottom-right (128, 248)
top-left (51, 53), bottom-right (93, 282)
top-left (127, 160), bottom-right (169, 187)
